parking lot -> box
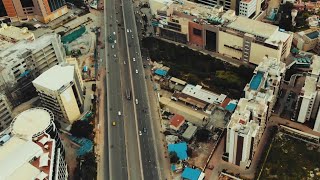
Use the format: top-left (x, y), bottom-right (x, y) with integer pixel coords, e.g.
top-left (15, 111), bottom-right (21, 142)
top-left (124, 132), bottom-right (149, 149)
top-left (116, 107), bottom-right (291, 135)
top-left (275, 75), bottom-right (306, 120)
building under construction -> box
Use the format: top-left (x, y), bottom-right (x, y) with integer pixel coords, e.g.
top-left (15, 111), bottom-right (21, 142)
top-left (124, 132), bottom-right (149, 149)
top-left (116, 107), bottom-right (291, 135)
top-left (0, 33), bottom-right (65, 106)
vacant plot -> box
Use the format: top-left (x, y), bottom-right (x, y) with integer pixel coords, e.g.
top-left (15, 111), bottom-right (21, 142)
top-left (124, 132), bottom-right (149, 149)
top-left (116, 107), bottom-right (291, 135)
top-left (260, 132), bottom-right (320, 179)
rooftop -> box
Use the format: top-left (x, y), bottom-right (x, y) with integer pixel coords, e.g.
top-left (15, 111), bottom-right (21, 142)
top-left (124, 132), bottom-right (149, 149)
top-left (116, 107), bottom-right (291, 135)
top-left (32, 64), bottom-right (75, 91)
top-left (0, 133), bottom-right (54, 180)
top-left (11, 108), bottom-right (53, 138)
top-left (310, 55), bottom-right (320, 76)
top-left (226, 16), bottom-right (278, 38)
top-left (306, 30), bottom-right (319, 39)
top-left (228, 98), bottom-right (267, 133)
top-left (170, 114), bottom-right (185, 128)
top-left (0, 33), bottom-right (58, 68)
top-left (170, 77), bottom-right (187, 85)
top-left (182, 84), bottom-right (219, 104)
top-left (168, 142), bottom-right (188, 160)
top-left (181, 167), bottom-right (204, 180)
top-left (0, 23), bottom-right (35, 50)
top-left (301, 76), bottom-right (317, 98)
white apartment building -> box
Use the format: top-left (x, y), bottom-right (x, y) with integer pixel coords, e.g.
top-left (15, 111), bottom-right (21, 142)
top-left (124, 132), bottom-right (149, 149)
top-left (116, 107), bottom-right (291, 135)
top-left (0, 93), bottom-right (12, 132)
top-left (226, 56), bottom-right (286, 168)
top-left (0, 107), bottom-right (68, 180)
top-left (226, 98), bottom-right (265, 168)
top-left (295, 55), bottom-right (320, 132)
top-left (32, 64), bottom-right (84, 124)
top-left (0, 33), bottom-right (65, 105)
top-left (0, 23), bottom-right (35, 50)
top-left (239, 0), bottom-right (258, 18)
top-left (296, 76), bottom-right (318, 123)
top-left (244, 56), bottom-right (286, 116)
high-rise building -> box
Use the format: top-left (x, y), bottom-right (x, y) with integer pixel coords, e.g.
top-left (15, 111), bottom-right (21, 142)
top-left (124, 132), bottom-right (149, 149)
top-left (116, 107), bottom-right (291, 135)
top-left (0, 107), bottom-right (68, 180)
top-left (0, 93), bottom-right (12, 132)
top-left (32, 63), bottom-right (84, 124)
top-left (0, 33), bottom-right (65, 105)
top-left (226, 56), bottom-right (285, 168)
top-left (0, 0), bottom-right (68, 23)
top-left (226, 98), bottom-right (262, 168)
top-left (295, 55), bottom-right (320, 132)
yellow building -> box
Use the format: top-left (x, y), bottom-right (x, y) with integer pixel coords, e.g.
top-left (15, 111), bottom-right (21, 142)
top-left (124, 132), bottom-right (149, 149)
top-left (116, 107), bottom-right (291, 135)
top-left (32, 63), bottom-right (84, 124)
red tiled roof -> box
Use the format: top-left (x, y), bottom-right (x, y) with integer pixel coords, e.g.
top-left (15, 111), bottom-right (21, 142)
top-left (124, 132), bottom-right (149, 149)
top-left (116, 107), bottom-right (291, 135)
top-left (170, 114), bottom-right (185, 128)
top-left (220, 98), bottom-right (231, 108)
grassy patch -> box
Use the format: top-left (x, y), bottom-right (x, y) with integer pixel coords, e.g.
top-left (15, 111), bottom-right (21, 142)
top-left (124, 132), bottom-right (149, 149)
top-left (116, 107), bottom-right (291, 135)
top-left (260, 133), bottom-right (320, 179)
top-left (215, 71), bottom-right (242, 87)
top-left (142, 37), bottom-right (254, 99)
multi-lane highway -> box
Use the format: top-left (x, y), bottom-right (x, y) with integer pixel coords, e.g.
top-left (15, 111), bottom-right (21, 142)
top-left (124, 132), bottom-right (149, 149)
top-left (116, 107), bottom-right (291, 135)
top-left (103, 0), bottom-right (161, 179)
top-left (121, 0), bottom-right (161, 179)
top-left (103, 0), bottom-right (128, 178)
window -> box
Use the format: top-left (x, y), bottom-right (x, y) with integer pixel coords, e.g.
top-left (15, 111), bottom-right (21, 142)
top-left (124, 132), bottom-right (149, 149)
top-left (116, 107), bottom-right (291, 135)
top-left (193, 28), bottom-right (202, 36)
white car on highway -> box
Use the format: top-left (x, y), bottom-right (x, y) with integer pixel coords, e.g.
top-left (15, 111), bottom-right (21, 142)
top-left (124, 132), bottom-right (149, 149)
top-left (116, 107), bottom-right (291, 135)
top-left (113, 31), bottom-right (116, 35)
top-left (111, 45), bottom-right (114, 49)
top-left (139, 131), bottom-right (142, 136)
top-left (135, 99), bottom-right (138, 104)
top-left (135, 69), bottom-right (138, 74)
top-left (118, 111), bottom-right (121, 116)
top-left (133, 58), bottom-right (136, 61)
top-left (129, 29), bottom-right (132, 33)
top-left (127, 29), bottom-right (129, 33)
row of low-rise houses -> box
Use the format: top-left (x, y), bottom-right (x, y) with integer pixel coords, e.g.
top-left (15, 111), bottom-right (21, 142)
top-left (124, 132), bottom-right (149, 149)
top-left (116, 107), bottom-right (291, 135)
top-left (225, 56), bottom-right (285, 168)
top-left (149, 0), bottom-right (293, 66)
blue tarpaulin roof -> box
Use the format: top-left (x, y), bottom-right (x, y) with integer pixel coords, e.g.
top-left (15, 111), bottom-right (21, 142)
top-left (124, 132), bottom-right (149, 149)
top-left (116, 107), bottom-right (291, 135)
top-left (155, 69), bottom-right (167, 76)
top-left (168, 142), bottom-right (188, 160)
top-left (171, 164), bottom-right (176, 171)
top-left (181, 167), bottom-right (202, 180)
top-left (83, 66), bottom-right (88, 72)
top-left (69, 136), bottom-right (93, 157)
top-left (226, 103), bottom-right (237, 112)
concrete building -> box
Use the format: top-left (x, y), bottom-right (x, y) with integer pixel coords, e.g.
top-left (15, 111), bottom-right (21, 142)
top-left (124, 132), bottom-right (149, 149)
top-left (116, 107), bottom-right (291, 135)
top-left (244, 56), bottom-right (286, 116)
top-left (0, 107), bottom-right (68, 180)
top-left (151, 0), bottom-right (293, 65)
top-left (0, 23), bottom-right (35, 50)
top-left (293, 29), bottom-right (320, 52)
top-left (226, 56), bottom-right (286, 168)
top-left (170, 114), bottom-right (185, 131)
top-left (226, 98), bottom-right (264, 168)
top-left (294, 55), bottom-right (320, 132)
top-left (197, 0), bottom-right (263, 17)
top-left (239, 0), bottom-right (262, 18)
top-left (0, 33), bottom-right (65, 105)
top-left (296, 76), bottom-right (318, 123)
top-left (0, 93), bottom-right (12, 132)
top-left (0, 0), bottom-right (68, 23)
top-left (32, 63), bottom-right (84, 124)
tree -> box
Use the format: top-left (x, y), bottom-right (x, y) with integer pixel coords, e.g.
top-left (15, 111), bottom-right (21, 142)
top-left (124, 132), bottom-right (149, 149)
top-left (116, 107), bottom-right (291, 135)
top-left (169, 151), bottom-right (179, 163)
top-left (187, 147), bottom-right (193, 157)
top-left (70, 120), bottom-right (94, 139)
top-left (196, 129), bottom-right (211, 142)
top-left (74, 152), bottom-right (97, 180)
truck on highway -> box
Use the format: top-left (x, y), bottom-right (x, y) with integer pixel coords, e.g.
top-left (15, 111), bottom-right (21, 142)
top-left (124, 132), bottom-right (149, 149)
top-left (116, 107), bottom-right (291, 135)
top-left (126, 89), bottom-right (131, 100)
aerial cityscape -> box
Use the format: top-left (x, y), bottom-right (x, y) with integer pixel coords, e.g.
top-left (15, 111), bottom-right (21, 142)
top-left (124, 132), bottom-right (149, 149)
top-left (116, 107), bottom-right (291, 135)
top-left (0, 0), bottom-right (319, 179)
